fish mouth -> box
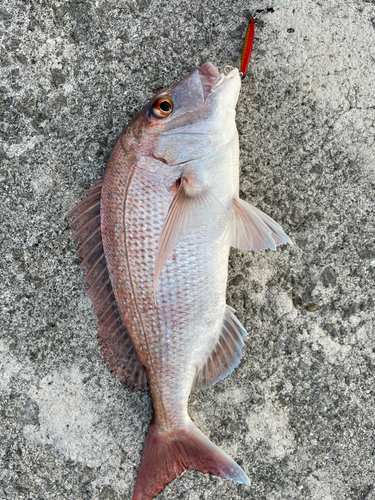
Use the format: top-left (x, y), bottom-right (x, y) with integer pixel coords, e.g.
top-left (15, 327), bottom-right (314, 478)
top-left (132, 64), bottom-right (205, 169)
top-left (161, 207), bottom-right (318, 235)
top-left (198, 62), bottom-right (239, 99)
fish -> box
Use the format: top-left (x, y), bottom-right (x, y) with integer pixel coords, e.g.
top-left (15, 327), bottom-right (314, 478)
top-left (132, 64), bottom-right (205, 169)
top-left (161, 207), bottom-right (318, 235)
top-left (66, 62), bottom-right (291, 500)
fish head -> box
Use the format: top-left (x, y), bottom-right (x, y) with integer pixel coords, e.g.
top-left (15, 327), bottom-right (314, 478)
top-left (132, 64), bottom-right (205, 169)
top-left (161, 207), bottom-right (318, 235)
top-left (137, 62), bottom-right (241, 166)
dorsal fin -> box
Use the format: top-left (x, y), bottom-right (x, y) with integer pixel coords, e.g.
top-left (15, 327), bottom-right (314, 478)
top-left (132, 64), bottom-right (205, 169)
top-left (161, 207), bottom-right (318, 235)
top-left (193, 305), bottom-right (247, 391)
top-left (66, 181), bottom-right (147, 392)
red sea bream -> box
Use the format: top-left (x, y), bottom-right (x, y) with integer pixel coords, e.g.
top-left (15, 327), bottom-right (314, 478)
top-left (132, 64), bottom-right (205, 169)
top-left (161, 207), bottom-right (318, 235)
top-left (67, 62), bottom-right (291, 500)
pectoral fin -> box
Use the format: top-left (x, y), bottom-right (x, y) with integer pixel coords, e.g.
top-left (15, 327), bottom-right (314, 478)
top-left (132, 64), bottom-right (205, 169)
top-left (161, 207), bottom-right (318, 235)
top-left (154, 178), bottom-right (225, 295)
top-left (226, 197), bottom-right (292, 251)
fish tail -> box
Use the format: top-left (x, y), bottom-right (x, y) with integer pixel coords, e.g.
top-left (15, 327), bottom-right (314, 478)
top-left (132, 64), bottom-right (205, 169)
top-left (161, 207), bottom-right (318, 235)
top-left (132, 415), bottom-right (250, 500)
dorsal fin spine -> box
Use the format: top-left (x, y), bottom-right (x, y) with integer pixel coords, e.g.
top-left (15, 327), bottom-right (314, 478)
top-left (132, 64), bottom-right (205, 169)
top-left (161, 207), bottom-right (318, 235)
top-left (136, 370), bottom-right (143, 391)
top-left (130, 358), bottom-right (138, 381)
top-left (98, 304), bottom-right (117, 324)
top-left (125, 352), bottom-right (137, 373)
top-left (71, 199), bottom-right (101, 227)
top-left (100, 308), bottom-right (118, 328)
top-left (66, 191), bottom-right (101, 218)
top-left (84, 181), bottom-right (102, 195)
top-left (87, 267), bottom-right (107, 296)
top-left (83, 253), bottom-right (105, 283)
top-left (95, 291), bottom-right (114, 314)
top-left (104, 315), bottom-right (121, 332)
top-left (77, 226), bottom-right (101, 255)
top-left (120, 340), bottom-right (133, 360)
top-left (79, 241), bottom-right (103, 269)
top-left (92, 278), bottom-right (110, 304)
top-left (98, 300), bottom-right (116, 320)
top-left (72, 214), bottom-right (101, 241)
top-left (109, 323), bottom-right (123, 339)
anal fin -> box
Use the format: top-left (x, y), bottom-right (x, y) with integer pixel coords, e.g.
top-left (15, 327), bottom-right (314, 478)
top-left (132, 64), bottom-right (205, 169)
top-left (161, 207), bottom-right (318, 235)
top-left (194, 305), bottom-right (247, 391)
top-left (226, 197), bottom-right (292, 251)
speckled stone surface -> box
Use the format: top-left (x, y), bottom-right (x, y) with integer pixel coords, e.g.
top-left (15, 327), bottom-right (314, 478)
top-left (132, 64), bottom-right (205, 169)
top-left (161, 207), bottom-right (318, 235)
top-left (1, 1), bottom-right (374, 499)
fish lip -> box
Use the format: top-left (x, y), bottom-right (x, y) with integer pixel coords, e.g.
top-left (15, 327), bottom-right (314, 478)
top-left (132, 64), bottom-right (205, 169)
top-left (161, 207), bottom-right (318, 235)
top-left (198, 62), bottom-right (239, 98)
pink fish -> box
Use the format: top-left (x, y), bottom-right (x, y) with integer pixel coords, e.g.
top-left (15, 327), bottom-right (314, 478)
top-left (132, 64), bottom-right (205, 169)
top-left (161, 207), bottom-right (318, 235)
top-left (67, 62), bottom-right (291, 500)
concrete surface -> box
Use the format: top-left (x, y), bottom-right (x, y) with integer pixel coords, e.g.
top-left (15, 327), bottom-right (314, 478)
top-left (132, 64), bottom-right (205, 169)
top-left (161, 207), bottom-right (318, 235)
top-left (1, 0), bottom-right (374, 498)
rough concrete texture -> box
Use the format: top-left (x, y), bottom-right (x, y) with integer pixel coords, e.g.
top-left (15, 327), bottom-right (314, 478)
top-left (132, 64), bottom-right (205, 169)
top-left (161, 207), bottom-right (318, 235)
top-left (1, 0), bottom-right (374, 498)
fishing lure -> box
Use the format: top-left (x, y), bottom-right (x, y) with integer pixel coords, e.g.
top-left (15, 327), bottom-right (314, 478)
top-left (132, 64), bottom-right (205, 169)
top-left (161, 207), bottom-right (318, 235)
top-left (241, 1), bottom-right (301, 76)
top-left (240, 18), bottom-right (255, 76)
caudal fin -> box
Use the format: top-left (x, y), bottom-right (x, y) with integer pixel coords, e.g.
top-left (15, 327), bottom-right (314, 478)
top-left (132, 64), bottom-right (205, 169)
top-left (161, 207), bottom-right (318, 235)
top-left (133, 416), bottom-right (250, 500)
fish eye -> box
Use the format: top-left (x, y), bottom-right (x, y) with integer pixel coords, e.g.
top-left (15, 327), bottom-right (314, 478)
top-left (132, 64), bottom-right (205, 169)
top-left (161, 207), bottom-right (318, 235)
top-left (151, 97), bottom-right (173, 119)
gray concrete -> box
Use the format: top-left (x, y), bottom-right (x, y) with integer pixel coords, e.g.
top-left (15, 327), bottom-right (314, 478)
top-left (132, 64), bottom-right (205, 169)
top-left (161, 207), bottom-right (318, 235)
top-left (1, 0), bottom-right (374, 498)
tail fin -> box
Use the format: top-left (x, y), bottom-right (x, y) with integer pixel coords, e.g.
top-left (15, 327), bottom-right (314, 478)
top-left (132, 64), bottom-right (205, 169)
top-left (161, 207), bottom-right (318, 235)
top-left (133, 416), bottom-right (250, 500)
